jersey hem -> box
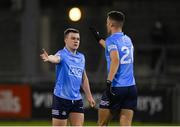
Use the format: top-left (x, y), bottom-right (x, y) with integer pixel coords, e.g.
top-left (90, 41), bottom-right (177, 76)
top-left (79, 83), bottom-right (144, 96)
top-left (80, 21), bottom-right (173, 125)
top-left (53, 93), bottom-right (82, 101)
top-left (112, 84), bottom-right (136, 87)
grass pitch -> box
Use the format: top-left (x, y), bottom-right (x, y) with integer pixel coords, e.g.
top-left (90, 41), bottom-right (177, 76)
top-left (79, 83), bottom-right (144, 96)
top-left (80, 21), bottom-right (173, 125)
top-left (0, 120), bottom-right (179, 126)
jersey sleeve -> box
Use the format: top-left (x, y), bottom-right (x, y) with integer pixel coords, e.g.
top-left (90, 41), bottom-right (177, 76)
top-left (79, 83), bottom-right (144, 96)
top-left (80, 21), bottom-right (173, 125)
top-left (106, 38), bottom-right (118, 53)
top-left (55, 50), bottom-right (63, 62)
top-left (82, 54), bottom-right (86, 70)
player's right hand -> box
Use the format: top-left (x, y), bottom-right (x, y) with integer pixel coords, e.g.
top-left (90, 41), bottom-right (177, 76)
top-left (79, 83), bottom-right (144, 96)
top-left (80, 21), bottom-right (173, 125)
top-left (40, 49), bottom-right (49, 62)
top-left (87, 96), bottom-right (96, 108)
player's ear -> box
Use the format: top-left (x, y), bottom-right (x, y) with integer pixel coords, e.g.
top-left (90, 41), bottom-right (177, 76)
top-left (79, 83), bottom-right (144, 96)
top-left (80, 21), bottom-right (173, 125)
top-left (64, 34), bottom-right (68, 43)
top-left (110, 22), bottom-right (115, 27)
top-left (64, 36), bottom-right (67, 43)
top-left (109, 23), bottom-right (114, 27)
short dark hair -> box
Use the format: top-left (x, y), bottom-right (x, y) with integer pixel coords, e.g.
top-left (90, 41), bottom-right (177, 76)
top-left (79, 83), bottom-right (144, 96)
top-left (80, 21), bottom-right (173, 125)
top-left (107, 11), bottom-right (125, 27)
top-left (64, 28), bottom-right (79, 38)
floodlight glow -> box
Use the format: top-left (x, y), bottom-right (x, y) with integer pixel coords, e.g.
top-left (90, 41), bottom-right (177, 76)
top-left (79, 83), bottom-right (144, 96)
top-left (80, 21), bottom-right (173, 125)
top-left (69, 7), bottom-right (81, 22)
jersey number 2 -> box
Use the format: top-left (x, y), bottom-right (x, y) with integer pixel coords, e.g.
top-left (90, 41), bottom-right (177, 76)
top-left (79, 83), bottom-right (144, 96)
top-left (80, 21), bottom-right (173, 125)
top-left (121, 46), bottom-right (133, 64)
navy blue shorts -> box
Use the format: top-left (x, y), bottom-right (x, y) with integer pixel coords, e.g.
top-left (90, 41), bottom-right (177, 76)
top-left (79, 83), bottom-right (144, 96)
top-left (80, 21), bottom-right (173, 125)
top-left (52, 95), bottom-right (84, 119)
top-left (99, 85), bottom-right (137, 111)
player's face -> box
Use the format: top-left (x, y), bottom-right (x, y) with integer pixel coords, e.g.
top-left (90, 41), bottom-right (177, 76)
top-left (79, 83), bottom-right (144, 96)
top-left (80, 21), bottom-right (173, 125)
top-left (106, 17), bottom-right (112, 34)
top-left (65, 32), bottom-right (80, 51)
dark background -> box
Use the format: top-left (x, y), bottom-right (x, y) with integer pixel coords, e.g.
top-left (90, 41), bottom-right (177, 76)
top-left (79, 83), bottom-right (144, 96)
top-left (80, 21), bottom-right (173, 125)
top-left (0, 0), bottom-right (180, 124)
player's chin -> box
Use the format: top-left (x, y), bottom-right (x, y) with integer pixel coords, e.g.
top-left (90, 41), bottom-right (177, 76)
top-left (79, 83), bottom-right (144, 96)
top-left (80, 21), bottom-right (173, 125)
top-left (73, 46), bottom-right (79, 50)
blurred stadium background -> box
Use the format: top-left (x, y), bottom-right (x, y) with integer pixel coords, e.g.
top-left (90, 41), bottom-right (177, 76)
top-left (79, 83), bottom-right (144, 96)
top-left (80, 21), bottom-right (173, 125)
top-left (0, 0), bottom-right (180, 126)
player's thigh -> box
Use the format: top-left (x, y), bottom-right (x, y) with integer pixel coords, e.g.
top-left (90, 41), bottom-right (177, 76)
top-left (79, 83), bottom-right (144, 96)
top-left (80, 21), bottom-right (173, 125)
top-left (52, 95), bottom-right (72, 125)
top-left (98, 108), bottom-right (112, 125)
top-left (52, 118), bottom-right (67, 126)
top-left (69, 99), bottom-right (84, 126)
top-left (69, 112), bottom-right (84, 126)
top-left (119, 109), bottom-right (134, 126)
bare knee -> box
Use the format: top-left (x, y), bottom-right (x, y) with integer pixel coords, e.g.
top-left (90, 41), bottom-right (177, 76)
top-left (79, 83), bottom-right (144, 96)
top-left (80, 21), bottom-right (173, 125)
top-left (119, 109), bottom-right (133, 126)
top-left (120, 115), bottom-right (132, 126)
top-left (52, 118), bottom-right (67, 126)
top-left (69, 113), bottom-right (84, 126)
top-left (98, 108), bottom-right (112, 126)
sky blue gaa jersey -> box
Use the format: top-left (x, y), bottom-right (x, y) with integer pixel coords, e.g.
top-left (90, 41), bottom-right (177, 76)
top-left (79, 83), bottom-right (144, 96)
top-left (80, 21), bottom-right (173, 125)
top-left (105, 32), bottom-right (135, 87)
top-left (53, 47), bottom-right (85, 100)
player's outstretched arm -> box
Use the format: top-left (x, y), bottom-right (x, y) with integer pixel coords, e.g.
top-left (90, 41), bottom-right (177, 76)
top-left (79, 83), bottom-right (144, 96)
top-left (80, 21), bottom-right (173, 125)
top-left (81, 71), bottom-right (96, 108)
top-left (89, 27), bottom-right (105, 48)
top-left (40, 49), bottom-right (60, 64)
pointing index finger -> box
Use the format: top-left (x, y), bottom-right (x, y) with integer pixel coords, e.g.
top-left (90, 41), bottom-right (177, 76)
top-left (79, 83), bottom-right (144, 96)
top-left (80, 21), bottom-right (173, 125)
top-left (42, 49), bottom-right (48, 56)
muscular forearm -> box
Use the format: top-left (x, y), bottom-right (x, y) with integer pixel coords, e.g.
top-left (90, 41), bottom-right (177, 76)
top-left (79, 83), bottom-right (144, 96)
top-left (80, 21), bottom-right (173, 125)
top-left (81, 71), bottom-right (95, 107)
top-left (82, 76), bottom-right (93, 100)
top-left (48, 55), bottom-right (60, 64)
top-left (107, 59), bottom-right (119, 81)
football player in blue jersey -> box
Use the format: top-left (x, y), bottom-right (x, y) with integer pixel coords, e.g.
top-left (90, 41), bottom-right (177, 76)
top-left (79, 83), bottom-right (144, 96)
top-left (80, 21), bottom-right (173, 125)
top-left (40, 28), bottom-right (95, 126)
top-left (90, 11), bottom-right (137, 126)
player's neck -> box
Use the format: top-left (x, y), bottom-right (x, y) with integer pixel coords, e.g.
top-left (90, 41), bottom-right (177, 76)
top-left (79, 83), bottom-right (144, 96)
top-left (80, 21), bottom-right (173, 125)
top-left (65, 46), bottom-right (76, 55)
top-left (111, 28), bottom-right (122, 34)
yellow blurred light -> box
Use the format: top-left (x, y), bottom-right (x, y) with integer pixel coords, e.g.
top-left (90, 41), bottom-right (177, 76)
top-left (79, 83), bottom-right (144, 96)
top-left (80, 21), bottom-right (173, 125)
top-left (69, 7), bottom-right (81, 22)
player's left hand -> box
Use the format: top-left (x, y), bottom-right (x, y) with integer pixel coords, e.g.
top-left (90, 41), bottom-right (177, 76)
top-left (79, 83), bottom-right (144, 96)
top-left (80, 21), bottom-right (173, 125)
top-left (89, 27), bottom-right (104, 42)
top-left (89, 27), bottom-right (106, 48)
top-left (87, 96), bottom-right (96, 108)
top-left (106, 80), bottom-right (115, 96)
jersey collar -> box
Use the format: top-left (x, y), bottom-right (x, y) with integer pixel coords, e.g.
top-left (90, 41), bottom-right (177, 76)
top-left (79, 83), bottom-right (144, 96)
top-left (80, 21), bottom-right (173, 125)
top-left (111, 32), bottom-right (124, 36)
top-left (64, 47), bottom-right (77, 56)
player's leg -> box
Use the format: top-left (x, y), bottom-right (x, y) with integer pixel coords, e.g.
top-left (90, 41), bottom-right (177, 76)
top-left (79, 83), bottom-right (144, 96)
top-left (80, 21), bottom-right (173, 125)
top-left (119, 85), bottom-right (137, 126)
top-left (69, 99), bottom-right (84, 126)
top-left (98, 108), bottom-right (112, 126)
top-left (69, 112), bottom-right (84, 126)
top-left (52, 95), bottom-right (71, 126)
top-left (52, 118), bottom-right (67, 126)
top-left (98, 89), bottom-right (113, 126)
top-left (119, 109), bottom-right (134, 126)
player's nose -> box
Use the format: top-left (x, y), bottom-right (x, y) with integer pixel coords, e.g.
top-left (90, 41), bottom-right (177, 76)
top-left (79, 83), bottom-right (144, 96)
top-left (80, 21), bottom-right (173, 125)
top-left (74, 40), bottom-right (79, 43)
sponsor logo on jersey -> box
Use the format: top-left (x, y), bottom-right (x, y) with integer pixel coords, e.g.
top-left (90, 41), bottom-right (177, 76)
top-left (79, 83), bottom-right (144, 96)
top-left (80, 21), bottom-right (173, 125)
top-left (69, 65), bottom-right (83, 78)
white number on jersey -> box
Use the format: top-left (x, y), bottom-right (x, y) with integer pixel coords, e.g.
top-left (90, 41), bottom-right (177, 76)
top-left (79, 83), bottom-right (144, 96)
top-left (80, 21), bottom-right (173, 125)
top-left (120, 46), bottom-right (133, 64)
